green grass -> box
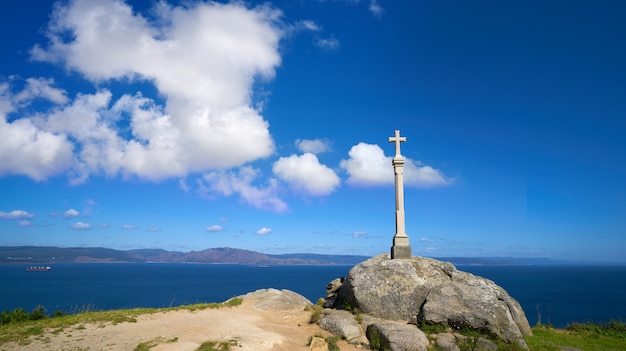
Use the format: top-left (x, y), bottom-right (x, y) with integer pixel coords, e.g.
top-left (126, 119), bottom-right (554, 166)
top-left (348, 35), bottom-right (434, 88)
top-left (196, 338), bottom-right (239, 351)
top-left (0, 298), bottom-right (243, 345)
top-left (525, 323), bottom-right (626, 351)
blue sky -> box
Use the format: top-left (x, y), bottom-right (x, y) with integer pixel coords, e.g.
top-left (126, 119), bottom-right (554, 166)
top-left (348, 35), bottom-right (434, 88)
top-left (1, 0), bottom-right (624, 263)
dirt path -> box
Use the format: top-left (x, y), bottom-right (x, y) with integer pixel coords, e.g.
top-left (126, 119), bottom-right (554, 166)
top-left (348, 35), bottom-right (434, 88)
top-left (2, 290), bottom-right (363, 351)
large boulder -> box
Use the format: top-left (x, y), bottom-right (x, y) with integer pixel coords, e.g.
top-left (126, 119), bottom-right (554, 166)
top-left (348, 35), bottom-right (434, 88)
top-left (334, 254), bottom-right (531, 345)
top-left (238, 288), bottom-right (312, 311)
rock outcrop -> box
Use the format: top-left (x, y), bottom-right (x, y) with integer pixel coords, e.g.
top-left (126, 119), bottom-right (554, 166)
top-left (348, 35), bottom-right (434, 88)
top-left (238, 288), bottom-right (312, 311)
top-left (328, 254), bottom-right (531, 349)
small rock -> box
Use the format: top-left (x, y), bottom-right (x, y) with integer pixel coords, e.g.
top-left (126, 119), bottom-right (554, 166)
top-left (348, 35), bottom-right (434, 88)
top-left (309, 336), bottom-right (329, 351)
top-left (366, 321), bottom-right (428, 351)
top-left (434, 333), bottom-right (460, 351)
top-left (319, 309), bottom-right (368, 345)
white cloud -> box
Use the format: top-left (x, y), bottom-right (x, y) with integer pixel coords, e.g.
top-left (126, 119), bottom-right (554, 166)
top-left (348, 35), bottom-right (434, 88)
top-left (146, 227), bottom-right (161, 232)
top-left (63, 208), bottom-right (80, 219)
top-left (340, 143), bottom-right (390, 186)
top-left (122, 224), bottom-right (138, 230)
top-left (2, 0), bottom-right (284, 182)
top-left (205, 225), bottom-right (224, 232)
top-left (13, 78), bottom-right (69, 106)
top-left (17, 220), bottom-right (35, 227)
top-left (273, 153), bottom-right (340, 196)
top-left (296, 20), bottom-right (320, 32)
top-left (340, 142), bottom-right (453, 188)
top-left (0, 210), bottom-right (36, 220)
top-left (353, 231), bottom-right (367, 238)
top-left (256, 227), bottom-right (272, 235)
top-left (419, 237), bottom-right (435, 243)
top-left (70, 222), bottom-right (92, 230)
top-left (316, 35), bottom-right (340, 50)
top-left (0, 109), bottom-right (74, 181)
top-left (369, 0), bottom-right (384, 18)
top-left (295, 138), bottom-right (331, 154)
top-left (200, 166), bottom-right (288, 212)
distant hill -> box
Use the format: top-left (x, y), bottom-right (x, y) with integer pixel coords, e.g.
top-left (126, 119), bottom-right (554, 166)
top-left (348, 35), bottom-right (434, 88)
top-left (0, 246), bottom-right (368, 265)
top-left (0, 246), bottom-right (572, 266)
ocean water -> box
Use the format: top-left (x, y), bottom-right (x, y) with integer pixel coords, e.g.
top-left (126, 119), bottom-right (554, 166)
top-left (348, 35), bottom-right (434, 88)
top-left (1, 263), bottom-right (625, 328)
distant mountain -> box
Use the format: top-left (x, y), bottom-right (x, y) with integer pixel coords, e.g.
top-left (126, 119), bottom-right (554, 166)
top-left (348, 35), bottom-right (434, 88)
top-left (0, 246), bottom-right (368, 265)
top-left (433, 256), bottom-right (576, 266)
top-left (0, 246), bottom-right (574, 266)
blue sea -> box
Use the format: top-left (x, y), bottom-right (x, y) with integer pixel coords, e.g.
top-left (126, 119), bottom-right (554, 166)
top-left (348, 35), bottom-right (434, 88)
top-left (1, 263), bottom-right (625, 328)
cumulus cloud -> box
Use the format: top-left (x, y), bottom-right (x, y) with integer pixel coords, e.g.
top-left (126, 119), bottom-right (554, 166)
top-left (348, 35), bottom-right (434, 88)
top-left (70, 222), bottom-right (92, 230)
top-left (0, 210), bottom-right (36, 220)
top-left (205, 225), bottom-right (224, 232)
top-left (340, 143), bottom-right (453, 187)
top-left (0, 86), bottom-right (75, 180)
top-left (122, 224), bottom-right (138, 230)
top-left (2, 0), bottom-right (284, 182)
top-left (256, 227), bottom-right (272, 235)
top-left (295, 138), bottom-right (331, 154)
top-left (273, 153), bottom-right (340, 196)
top-left (200, 166), bottom-right (287, 212)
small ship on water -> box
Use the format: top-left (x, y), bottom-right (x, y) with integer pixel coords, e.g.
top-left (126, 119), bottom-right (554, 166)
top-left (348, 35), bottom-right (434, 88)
top-left (25, 266), bottom-right (52, 271)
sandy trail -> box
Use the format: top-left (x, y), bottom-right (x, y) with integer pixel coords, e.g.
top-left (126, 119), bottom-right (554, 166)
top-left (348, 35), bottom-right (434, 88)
top-left (2, 293), bottom-right (363, 351)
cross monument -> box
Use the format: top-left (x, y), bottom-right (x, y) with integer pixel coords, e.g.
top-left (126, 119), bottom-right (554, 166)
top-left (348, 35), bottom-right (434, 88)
top-left (389, 130), bottom-right (412, 259)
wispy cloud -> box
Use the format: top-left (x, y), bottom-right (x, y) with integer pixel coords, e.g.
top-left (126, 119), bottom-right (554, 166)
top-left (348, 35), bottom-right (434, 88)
top-left (316, 36), bottom-right (340, 51)
top-left (122, 224), bottom-right (139, 230)
top-left (69, 222), bottom-right (92, 230)
top-left (205, 225), bottom-right (224, 233)
top-left (17, 220), bottom-right (36, 227)
top-left (146, 227), bottom-right (161, 232)
top-left (369, 0), bottom-right (384, 18)
top-left (200, 166), bottom-right (287, 212)
top-left (0, 210), bottom-right (35, 220)
top-left (295, 138), bottom-right (332, 154)
top-left (353, 231), bottom-right (367, 238)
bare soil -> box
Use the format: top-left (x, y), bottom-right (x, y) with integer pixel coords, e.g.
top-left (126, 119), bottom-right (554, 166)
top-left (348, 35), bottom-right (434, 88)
top-left (2, 298), bottom-right (363, 351)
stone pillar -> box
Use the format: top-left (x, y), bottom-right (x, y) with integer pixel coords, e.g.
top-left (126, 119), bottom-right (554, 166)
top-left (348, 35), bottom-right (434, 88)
top-left (389, 130), bottom-right (412, 259)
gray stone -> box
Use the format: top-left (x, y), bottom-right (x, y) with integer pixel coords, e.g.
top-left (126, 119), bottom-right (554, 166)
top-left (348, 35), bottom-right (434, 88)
top-left (391, 245), bottom-right (412, 259)
top-left (476, 338), bottom-right (498, 351)
top-left (239, 288), bottom-right (312, 311)
top-left (319, 309), bottom-right (368, 345)
top-left (434, 333), bottom-right (460, 351)
top-left (324, 277), bottom-right (344, 308)
top-left (335, 254), bottom-right (531, 347)
top-left (309, 336), bottom-right (329, 351)
top-left (366, 321), bottom-right (428, 351)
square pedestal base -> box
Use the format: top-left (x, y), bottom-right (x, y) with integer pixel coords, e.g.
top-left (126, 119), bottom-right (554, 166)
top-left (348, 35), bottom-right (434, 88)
top-left (391, 245), bottom-right (412, 259)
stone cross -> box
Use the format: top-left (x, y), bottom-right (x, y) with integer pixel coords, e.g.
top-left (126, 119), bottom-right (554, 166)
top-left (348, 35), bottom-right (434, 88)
top-left (389, 130), bottom-right (406, 157)
top-left (388, 130), bottom-right (412, 259)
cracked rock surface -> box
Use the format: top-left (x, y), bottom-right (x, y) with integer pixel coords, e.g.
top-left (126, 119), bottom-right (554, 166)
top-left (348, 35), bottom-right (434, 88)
top-left (334, 254), bottom-right (531, 346)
